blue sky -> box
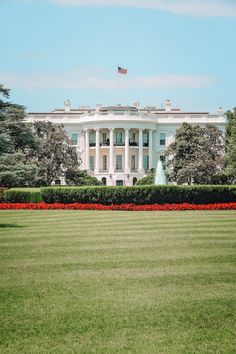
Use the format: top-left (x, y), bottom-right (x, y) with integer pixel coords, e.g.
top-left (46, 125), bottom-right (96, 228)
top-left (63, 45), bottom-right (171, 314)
top-left (0, 0), bottom-right (235, 112)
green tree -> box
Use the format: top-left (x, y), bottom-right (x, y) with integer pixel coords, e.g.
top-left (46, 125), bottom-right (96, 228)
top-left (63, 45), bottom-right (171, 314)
top-left (0, 84), bottom-right (38, 187)
top-left (33, 121), bottom-right (81, 186)
top-left (225, 108), bottom-right (236, 181)
top-left (166, 123), bottom-right (225, 185)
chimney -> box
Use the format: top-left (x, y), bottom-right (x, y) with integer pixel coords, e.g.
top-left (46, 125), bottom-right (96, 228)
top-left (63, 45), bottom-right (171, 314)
top-left (64, 99), bottom-right (71, 113)
top-left (164, 99), bottom-right (172, 112)
top-left (96, 103), bottom-right (102, 112)
top-left (133, 101), bottom-right (141, 110)
top-left (218, 106), bottom-right (224, 116)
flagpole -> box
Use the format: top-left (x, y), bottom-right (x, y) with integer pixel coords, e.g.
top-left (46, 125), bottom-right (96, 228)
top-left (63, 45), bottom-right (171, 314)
top-left (117, 65), bottom-right (119, 105)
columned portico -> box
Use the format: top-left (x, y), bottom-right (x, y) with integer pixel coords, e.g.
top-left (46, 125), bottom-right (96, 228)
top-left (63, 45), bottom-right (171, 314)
top-left (109, 128), bottom-right (114, 173)
top-left (124, 128), bottom-right (130, 173)
top-left (149, 129), bottom-right (153, 170)
top-left (138, 128), bottom-right (144, 173)
top-left (94, 128), bottom-right (100, 174)
top-left (85, 129), bottom-right (90, 170)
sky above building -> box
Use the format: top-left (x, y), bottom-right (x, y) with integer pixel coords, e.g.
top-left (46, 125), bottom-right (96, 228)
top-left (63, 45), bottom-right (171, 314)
top-left (0, 0), bottom-right (235, 112)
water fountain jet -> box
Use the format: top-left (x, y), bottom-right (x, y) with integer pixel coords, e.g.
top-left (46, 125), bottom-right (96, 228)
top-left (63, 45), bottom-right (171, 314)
top-left (154, 160), bottom-right (167, 185)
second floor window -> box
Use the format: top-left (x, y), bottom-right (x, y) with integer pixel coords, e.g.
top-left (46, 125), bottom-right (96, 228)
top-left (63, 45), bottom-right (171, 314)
top-left (160, 133), bottom-right (166, 146)
top-left (89, 132), bottom-right (95, 144)
top-left (71, 133), bottom-right (78, 145)
top-left (143, 131), bottom-right (149, 144)
top-left (102, 132), bottom-right (107, 143)
top-left (116, 132), bottom-right (123, 144)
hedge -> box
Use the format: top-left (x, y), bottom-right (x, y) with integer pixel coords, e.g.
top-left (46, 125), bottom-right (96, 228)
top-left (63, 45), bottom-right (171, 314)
top-left (4, 188), bottom-right (42, 203)
top-left (40, 185), bottom-right (236, 205)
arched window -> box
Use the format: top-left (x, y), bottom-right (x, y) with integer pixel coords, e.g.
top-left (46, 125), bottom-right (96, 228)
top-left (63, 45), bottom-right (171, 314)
top-left (101, 177), bottom-right (107, 185)
top-left (133, 177), bottom-right (137, 185)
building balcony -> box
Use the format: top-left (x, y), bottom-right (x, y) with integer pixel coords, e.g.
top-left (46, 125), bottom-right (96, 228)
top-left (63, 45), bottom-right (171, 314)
top-left (129, 141), bottom-right (138, 146)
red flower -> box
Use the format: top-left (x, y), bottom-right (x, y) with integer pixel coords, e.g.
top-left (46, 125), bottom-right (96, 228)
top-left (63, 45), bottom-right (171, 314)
top-left (1, 202), bottom-right (236, 211)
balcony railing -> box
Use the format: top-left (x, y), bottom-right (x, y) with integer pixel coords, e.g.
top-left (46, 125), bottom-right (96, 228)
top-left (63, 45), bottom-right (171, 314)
top-left (114, 142), bottom-right (125, 146)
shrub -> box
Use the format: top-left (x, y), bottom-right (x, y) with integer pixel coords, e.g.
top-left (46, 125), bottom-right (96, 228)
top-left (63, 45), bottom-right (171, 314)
top-left (4, 188), bottom-right (42, 203)
top-left (0, 187), bottom-right (8, 203)
top-left (41, 185), bottom-right (236, 205)
top-left (136, 173), bottom-right (155, 185)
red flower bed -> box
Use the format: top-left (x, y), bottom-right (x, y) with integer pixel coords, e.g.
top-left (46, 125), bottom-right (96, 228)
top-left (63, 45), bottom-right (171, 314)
top-left (1, 202), bottom-right (236, 211)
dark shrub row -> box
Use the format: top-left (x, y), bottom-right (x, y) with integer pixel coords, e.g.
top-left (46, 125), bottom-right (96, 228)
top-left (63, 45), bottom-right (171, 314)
top-left (40, 185), bottom-right (236, 205)
top-left (4, 188), bottom-right (42, 203)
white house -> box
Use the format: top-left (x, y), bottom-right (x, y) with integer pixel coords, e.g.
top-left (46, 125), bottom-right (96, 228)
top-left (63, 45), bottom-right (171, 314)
top-left (27, 100), bottom-right (226, 186)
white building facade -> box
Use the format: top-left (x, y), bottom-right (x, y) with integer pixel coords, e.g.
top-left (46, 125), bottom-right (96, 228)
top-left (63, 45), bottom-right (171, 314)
top-left (27, 100), bottom-right (226, 186)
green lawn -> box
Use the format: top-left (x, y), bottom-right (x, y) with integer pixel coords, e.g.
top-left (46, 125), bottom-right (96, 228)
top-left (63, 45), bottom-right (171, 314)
top-left (0, 210), bottom-right (235, 354)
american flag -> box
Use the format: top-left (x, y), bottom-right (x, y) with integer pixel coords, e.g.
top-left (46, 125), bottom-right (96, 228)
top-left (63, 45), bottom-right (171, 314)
top-left (118, 66), bottom-right (127, 74)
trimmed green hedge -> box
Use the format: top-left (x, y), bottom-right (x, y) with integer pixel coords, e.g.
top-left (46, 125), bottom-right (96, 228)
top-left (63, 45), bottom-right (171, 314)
top-left (41, 185), bottom-right (236, 205)
top-left (4, 188), bottom-right (42, 203)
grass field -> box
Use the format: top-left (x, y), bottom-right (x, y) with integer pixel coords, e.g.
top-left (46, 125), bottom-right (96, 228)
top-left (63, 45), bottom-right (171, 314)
top-left (0, 210), bottom-right (236, 354)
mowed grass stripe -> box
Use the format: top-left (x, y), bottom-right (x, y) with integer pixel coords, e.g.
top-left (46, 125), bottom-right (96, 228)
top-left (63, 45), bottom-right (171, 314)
top-left (0, 210), bottom-right (236, 354)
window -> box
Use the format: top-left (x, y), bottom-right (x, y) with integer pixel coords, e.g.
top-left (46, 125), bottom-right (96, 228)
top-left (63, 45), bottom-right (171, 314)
top-left (143, 131), bottom-right (149, 145)
top-left (116, 180), bottom-right (124, 186)
top-left (143, 155), bottom-right (149, 170)
top-left (89, 132), bottom-right (95, 145)
top-left (131, 155), bottom-right (136, 171)
top-left (160, 133), bottom-right (166, 146)
top-left (116, 155), bottom-right (122, 170)
top-left (102, 132), bottom-right (107, 143)
top-left (115, 131), bottom-right (123, 144)
top-left (89, 156), bottom-right (94, 170)
top-left (102, 155), bottom-right (107, 171)
top-left (71, 133), bottom-right (78, 145)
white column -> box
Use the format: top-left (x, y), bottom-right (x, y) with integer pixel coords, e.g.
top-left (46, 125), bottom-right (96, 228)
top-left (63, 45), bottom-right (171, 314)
top-left (85, 129), bottom-right (90, 170)
top-left (109, 128), bottom-right (114, 173)
top-left (94, 128), bottom-right (100, 174)
top-left (124, 128), bottom-right (130, 173)
top-left (138, 128), bottom-right (144, 173)
top-left (149, 129), bottom-right (153, 170)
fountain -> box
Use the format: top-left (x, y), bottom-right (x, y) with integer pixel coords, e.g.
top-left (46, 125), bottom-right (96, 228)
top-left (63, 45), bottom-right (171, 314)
top-left (155, 160), bottom-right (167, 185)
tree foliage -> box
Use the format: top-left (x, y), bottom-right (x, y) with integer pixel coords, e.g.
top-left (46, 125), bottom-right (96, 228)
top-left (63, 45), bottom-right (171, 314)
top-left (225, 108), bottom-right (236, 180)
top-left (65, 169), bottom-right (103, 186)
top-left (33, 121), bottom-right (81, 186)
top-left (0, 85), bottom-right (38, 187)
top-left (166, 123), bottom-right (225, 185)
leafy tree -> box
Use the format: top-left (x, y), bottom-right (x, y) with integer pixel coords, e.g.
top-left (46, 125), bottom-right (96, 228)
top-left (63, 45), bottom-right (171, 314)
top-left (0, 84), bottom-right (38, 187)
top-left (225, 108), bottom-right (236, 181)
top-left (33, 121), bottom-right (82, 186)
top-left (166, 122), bottom-right (225, 185)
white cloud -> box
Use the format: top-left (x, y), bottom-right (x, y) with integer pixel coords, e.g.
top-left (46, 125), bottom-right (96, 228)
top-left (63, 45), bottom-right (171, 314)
top-left (0, 71), bottom-right (215, 90)
top-left (50, 0), bottom-right (236, 17)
